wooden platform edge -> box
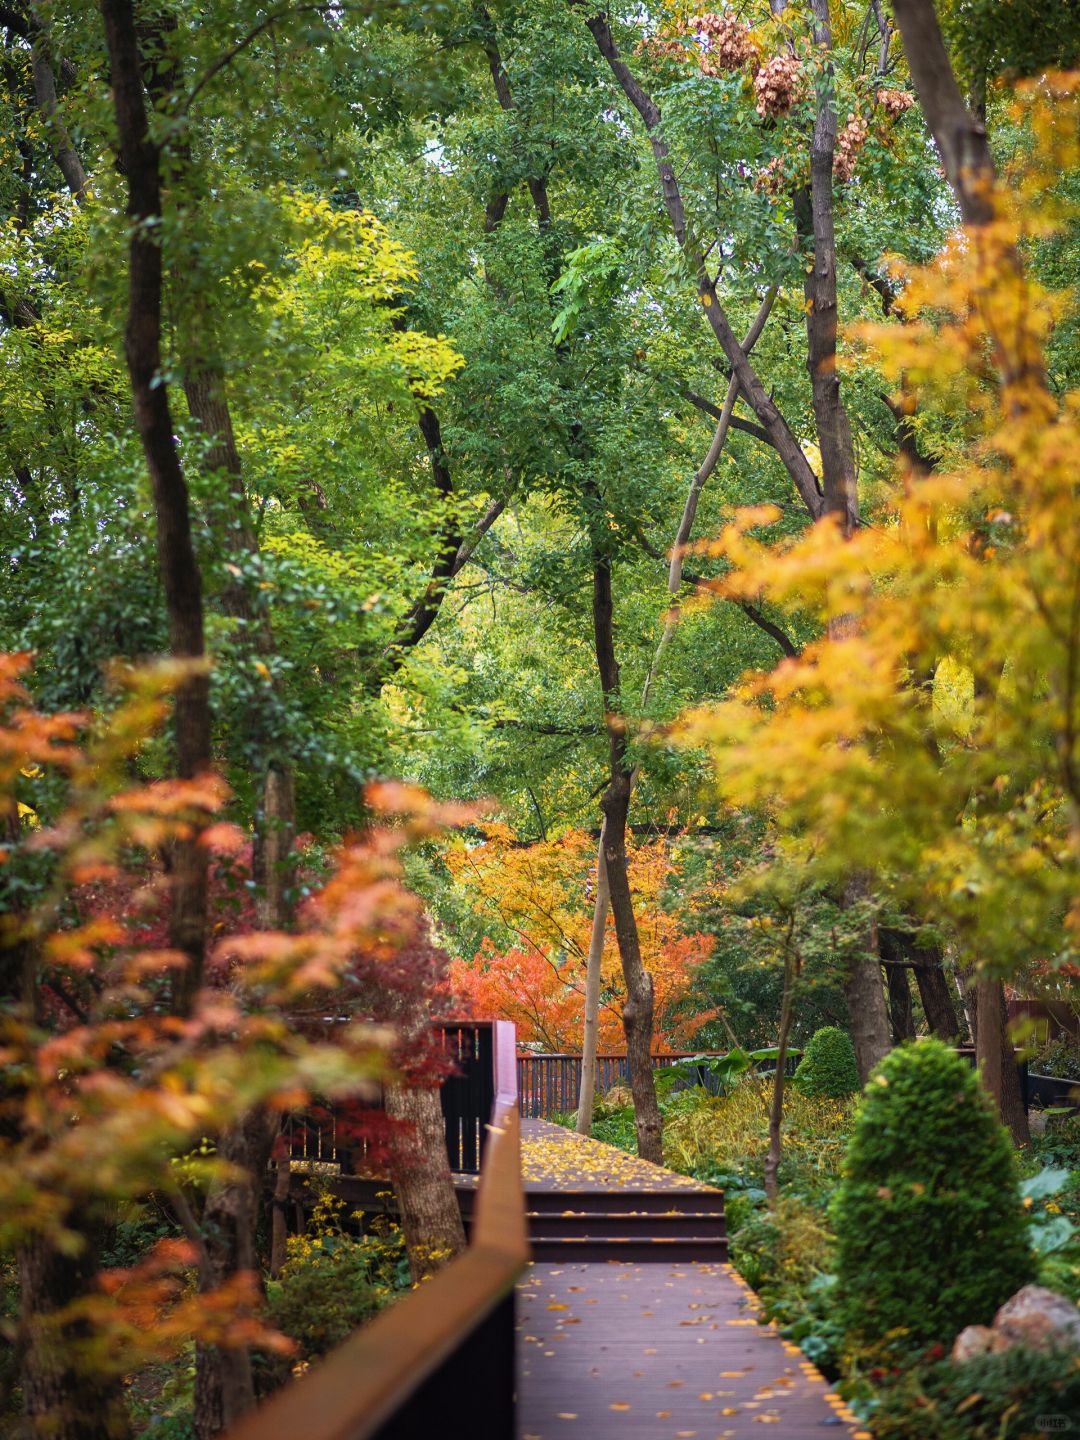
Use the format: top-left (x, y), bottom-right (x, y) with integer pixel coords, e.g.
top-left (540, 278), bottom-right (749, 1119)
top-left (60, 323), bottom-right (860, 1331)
top-left (227, 1101), bottom-right (528, 1440)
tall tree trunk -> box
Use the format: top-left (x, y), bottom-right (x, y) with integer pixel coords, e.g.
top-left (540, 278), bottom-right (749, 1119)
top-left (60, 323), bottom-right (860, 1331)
top-left (884, 959), bottom-right (916, 1044)
top-left (976, 978), bottom-right (1030, 1146)
top-left (99, 0), bottom-right (210, 1015)
top-left (384, 1085), bottom-right (466, 1281)
top-left (575, 832), bottom-right (608, 1135)
top-left (590, 542), bottom-right (663, 1165)
top-left (269, 1151), bottom-right (291, 1280)
top-left (764, 932), bottom-right (801, 1205)
top-left (890, 0), bottom-right (1044, 395)
top-left (193, 1109), bottom-right (278, 1440)
top-left (843, 879), bottom-right (891, 1083)
top-left (18, 1222), bottom-right (132, 1440)
top-left (802, 0), bottom-right (858, 535)
top-left (253, 765), bottom-right (295, 929)
top-left (998, 987), bottom-right (1030, 1146)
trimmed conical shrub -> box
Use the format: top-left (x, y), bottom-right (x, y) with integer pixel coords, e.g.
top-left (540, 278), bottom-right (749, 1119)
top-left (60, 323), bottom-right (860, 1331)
top-left (793, 1025), bottom-right (859, 1097)
top-left (831, 1038), bottom-right (1034, 1354)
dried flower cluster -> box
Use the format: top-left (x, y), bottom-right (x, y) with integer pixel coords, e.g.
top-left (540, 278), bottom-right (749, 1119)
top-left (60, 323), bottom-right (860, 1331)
top-left (634, 33), bottom-right (688, 62)
top-left (876, 87), bottom-right (916, 121)
top-left (834, 111), bottom-right (870, 182)
top-left (696, 12), bottom-right (756, 75)
top-left (755, 154), bottom-right (789, 197)
top-left (754, 53), bottom-right (803, 118)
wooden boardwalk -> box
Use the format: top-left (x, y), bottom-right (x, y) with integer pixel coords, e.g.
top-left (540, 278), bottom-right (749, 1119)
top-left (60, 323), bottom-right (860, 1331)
top-left (515, 1121), bottom-right (865, 1440)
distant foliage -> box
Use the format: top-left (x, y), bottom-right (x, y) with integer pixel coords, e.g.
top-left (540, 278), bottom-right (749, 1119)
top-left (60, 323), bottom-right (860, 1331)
top-left (794, 1027), bottom-right (860, 1099)
top-left (832, 1041), bottom-right (1034, 1354)
top-left (444, 826), bottom-right (716, 1050)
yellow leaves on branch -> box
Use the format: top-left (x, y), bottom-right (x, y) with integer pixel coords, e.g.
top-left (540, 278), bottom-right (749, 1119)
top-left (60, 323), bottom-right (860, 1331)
top-left (676, 73), bottom-right (1080, 969)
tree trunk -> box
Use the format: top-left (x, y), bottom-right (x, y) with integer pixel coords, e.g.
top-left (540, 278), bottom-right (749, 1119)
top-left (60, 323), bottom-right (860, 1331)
top-left (802, 0), bottom-right (858, 535)
top-left (267, 1146), bottom-right (289, 1284)
top-left (193, 1109), bottom-right (278, 1440)
top-left (890, 0), bottom-right (996, 228)
top-left (842, 879), bottom-right (892, 1083)
top-left (890, 0), bottom-right (1044, 395)
top-left (253, 765), bottom-right (296, 929)
top-left (764, 936), bottom-right (801, 1205)
top-left (269, 1152), bottom-right (291, 1279)
top-left (384, 1085), bottom-right (466, 1281)
top-left (575, 833), bottom-right (608, 1136)
top-left (976, 978), bottom-right (1030, 1146)
top-left (915, 959), bottom-right (962, 1040)
top-left (999, 986), bottom-right (1030, 1147)
top-left (976, 974), bottom-right (1004, 1113)
top-left (18, 1224), bottom-right (132, 1440)
top-left (99, 0), bottom-right (210, 1015)
top-left (884, 959), bottom-right (916, 1044)
top-left (590, 543), bottom-right (663, 1165)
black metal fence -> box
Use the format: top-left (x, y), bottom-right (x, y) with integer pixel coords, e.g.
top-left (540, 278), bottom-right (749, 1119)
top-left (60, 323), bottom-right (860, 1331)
top-left (516, 1051), bottom-right (800, 1119)
top-left (440, 1021), bottom-right (495, 1171)
top-left (282, 1022), bottom-right (501, 1175)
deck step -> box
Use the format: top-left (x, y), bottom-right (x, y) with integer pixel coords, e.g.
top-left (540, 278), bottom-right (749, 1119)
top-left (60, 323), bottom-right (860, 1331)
top-left (523, 1189), bottom-right (723, 1217)
top-left (529, 1235), bottom-right (729, 1262)
top-left (526, 1211), bottom-right (725, 1240)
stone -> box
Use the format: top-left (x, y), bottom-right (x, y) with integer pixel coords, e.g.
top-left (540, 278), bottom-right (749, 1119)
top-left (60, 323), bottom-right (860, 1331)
top-left (952, 1325), bottom-right (1005, 1362)
top-left (992, 1285), bottom-right (1080, 1352)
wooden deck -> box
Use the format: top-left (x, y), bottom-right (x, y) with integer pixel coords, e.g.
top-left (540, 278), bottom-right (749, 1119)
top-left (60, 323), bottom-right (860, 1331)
top-left (514, 1121), bottom-right (865, 1440)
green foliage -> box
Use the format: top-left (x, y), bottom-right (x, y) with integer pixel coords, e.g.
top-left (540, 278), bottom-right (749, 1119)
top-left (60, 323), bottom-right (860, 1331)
top-left (867, 1345), bottom-right (1080, 1440)
top-left (793, 1027), bottom-right (860, 1099)
top-left (266, 1245), bottom-right (383, 1368)
top-left (1033, 1037), bottom-right (1080, 1081)
top-left (264, 1196), bottom-right (409, 1384)
top-left (832, 1040), bottom-right (1035, 1355)
top-left (731, 1191), bottom-right (833, 1299)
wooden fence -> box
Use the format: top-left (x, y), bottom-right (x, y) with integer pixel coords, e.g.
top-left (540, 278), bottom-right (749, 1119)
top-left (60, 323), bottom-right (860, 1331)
top-left (231, 1097), bottom-right (527, 1440)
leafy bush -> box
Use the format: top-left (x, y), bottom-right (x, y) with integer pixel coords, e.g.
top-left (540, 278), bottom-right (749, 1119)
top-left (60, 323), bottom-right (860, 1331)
top-left (731, 1192), bottom-right (833, 1295)
top-left (266, 1240), bottom-right (383, 1368)
top-left (263, 1194), bottom-right (409, 1386)
top-left (868, 1346), bottom-right (1080, 1439)
top-left (832, 1039), bottom-right (1035, 1355)
top-left (793, 1027), bottom-right (860, 1098)
top-left (1033, 1036), bottom-right (1080, 1080)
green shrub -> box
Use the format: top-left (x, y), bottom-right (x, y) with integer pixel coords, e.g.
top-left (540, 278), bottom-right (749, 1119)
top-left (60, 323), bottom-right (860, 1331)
top-left (868, 1346), bottom-right (1080, 1439)
top-left (266, 1239), bottom-right (384, 1370)
top-left (731, 1193), bottom-right (834, 1295)
top-left (832, 1039), bottom-right (1035, 1355)
top-left (1033, 1036), bottom-right (1080, 1080)
top-left (793, 1027), bottom-right (860, 1098)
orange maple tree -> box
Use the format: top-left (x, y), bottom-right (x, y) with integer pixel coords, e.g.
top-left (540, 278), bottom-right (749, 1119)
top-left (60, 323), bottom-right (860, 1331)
top-left (443, 824), bottom-right (716, 1051)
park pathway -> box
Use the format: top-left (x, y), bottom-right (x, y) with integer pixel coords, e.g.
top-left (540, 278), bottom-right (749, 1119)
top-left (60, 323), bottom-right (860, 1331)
top-left (514, 1120), bottom-right (866, 1440)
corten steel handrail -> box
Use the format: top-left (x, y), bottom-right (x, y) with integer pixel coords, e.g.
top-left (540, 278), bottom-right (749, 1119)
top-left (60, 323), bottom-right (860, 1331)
top-left (228, 1098), bottom-right (528, 1440)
